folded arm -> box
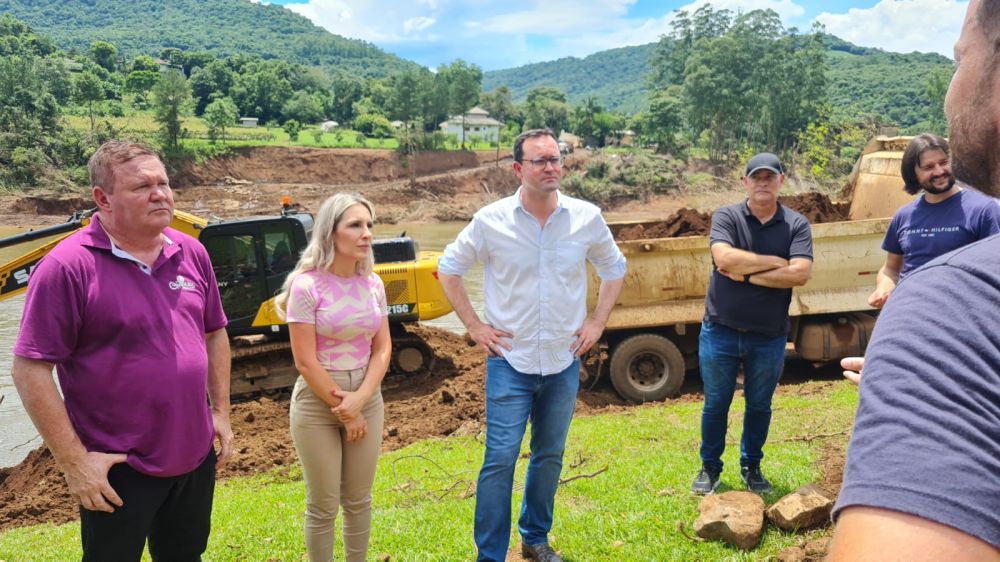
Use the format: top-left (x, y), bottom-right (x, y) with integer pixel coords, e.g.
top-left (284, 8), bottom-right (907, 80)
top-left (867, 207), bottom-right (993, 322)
top-left (711, 242), bottom-right (789, 275)
top-left (747, 257), bottom-right (812, 288)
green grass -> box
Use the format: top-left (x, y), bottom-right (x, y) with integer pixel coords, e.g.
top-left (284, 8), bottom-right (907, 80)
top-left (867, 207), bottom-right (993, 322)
top-left (0, 381), bottom-right (857, 561)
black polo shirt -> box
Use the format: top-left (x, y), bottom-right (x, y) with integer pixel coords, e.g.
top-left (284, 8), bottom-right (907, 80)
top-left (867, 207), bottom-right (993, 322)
top-left (704, 201), bottom-right (813, 337)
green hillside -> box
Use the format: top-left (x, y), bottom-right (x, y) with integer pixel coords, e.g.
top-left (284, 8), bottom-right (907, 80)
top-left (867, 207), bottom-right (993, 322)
top-left (0, 0), bottom-right (419, 77)
top-left (483, 35), bottom-right (953, 128)
top-left (482, 43), bottom-right (656, 115)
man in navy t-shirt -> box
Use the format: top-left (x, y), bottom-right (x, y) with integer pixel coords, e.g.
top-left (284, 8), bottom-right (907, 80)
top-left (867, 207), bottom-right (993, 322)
top-left (830, 1), bottom-right (1000, 558)
top-left (868, 133), bottom-right (1000, 309)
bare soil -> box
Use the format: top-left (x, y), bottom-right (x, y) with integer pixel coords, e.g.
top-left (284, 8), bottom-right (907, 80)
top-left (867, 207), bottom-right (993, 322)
top-left (0, 147), bottom-right (852, 534)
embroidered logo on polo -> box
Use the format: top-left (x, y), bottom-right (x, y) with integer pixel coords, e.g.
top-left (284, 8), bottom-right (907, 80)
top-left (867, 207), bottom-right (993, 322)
top-left (169, 275), bottom-right (197, 291)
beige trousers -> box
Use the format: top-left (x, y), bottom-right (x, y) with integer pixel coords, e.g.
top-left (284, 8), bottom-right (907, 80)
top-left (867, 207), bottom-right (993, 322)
top-left (289, 369), bottom-right (384, 562)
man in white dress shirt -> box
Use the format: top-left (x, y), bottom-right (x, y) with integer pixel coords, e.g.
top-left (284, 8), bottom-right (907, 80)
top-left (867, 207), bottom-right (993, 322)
top-left (439, 128), bottom-right (626, 562)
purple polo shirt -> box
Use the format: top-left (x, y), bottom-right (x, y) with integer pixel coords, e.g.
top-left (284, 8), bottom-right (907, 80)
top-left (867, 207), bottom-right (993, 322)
top-left (14, 214), bottom-right (227, 477)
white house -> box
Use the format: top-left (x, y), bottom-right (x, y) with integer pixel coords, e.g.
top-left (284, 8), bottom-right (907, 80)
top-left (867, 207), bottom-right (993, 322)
top-left (438, 106), bottom-right (502, 144)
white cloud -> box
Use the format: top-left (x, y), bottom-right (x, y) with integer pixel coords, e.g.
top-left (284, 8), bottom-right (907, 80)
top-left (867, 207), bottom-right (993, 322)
top-left (404, 17), bottom-right (436, 34)
top-left (283, 0), bottom-right (442, 42)
top-left (275, 0), bottom-right (961, 72)
top-left (680, 0), bottom-right (806, 21)
top-left (815, 0), bottom-right (966, 58)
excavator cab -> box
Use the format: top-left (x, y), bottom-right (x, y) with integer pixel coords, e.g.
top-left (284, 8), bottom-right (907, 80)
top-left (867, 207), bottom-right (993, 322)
top-left (198, 212), bottom-right (312, 336)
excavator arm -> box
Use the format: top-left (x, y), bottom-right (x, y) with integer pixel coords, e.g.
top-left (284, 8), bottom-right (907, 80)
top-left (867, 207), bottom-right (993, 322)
top-left (0, 209), bottom-right (209, 301)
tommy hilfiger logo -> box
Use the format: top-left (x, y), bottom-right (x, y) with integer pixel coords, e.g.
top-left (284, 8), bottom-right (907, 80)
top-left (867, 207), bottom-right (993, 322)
top-left (169, 275), bottom-right (196, 291)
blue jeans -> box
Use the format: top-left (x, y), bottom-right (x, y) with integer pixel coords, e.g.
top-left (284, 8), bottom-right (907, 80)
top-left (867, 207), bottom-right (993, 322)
top-left (474, 357), bottom-right (580, 562)
top-left (698, 320), bottom-right (787, 473)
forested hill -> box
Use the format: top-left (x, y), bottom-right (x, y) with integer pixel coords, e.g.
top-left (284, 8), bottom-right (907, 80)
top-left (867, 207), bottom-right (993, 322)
top-left (0, 0), bottom-right (419, 77)
top-left (483, 35), bottom-right (953, 128)
top-left (482, 43), bottom-right (657, 116)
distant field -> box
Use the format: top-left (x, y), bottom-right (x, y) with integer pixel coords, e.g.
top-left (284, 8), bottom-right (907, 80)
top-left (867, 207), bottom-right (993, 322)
top-left (63, 115), bottom-right (496, 151)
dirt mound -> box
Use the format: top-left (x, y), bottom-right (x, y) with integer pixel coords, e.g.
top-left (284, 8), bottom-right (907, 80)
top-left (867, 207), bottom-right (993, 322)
top-left (613, 192), bottom-right (850, 241)
top-left (0, 325), bottom-right (629, 533)
top-left (12, 196), bottom-right (93, 216)
top-left (171, 147), bottom-right (486, 188)
top-left (779, 192), bottom-right (850, 224)
top-left (615, 208), bottom-right (712, 240)
top-left (0, 447), bottom-right (75, 531)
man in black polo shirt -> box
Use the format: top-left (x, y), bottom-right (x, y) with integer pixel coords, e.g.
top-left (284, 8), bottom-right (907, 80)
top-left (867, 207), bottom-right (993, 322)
top-left (692, 152), bottom-right (813, 495)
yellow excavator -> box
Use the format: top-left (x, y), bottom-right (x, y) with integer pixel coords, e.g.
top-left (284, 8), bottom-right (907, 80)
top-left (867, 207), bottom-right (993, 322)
top-left (0, 202), bottom-right (453, 396)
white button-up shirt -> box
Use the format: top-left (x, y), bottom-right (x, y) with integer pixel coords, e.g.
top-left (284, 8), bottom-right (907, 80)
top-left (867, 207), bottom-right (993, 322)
top-left (439, 189), bottom-right (626, 375)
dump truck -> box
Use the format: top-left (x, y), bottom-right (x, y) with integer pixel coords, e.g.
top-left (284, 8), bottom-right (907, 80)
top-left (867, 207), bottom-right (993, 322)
top-left (0, 202), bottom-right (453, 396)
top-left (588, 137), bottom-right (913, 402)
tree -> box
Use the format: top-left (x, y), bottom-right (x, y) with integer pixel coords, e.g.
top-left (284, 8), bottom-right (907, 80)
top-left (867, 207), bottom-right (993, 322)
top-left (281, 90), bottom-right (325, 124)
top-left (125, 70), bottom-right (159, 94)
top-left (159, 48), bottom-right (185, 67)
top-left (74, 71), bottom-right (104, 132)
top-left (131, 55), bottom-right (159, 73)
top-left (650, 5), bottom-right (732, 88)
top-left (592, 112), bottom-right (626, 147)
top-left (643, 87), bottom-right (685, 155)
top-left (182, 51), bottom-right (215, 76)
top-left (441, 59), bottom-right (482, 148)
top-left (925, 67), bottom-right (952, 136)
top-left (233, 67), bottom-right (293, 124)
top-left (388, 70), bottom-right (423, 124)
top-left (524, 87), bottom-right (570, 133)
top-left (89, 41), bottom-right (117, 72)
top-left (651, 8), bottom-right (827, 161)
top-left (328, 75), bottom-right (365, 125)
top-left (283, 119), bottom-right (302, 141)
top-left (570, 96), bottom-right (602, 145)
top-left (152, 71), bottom-right (191, 150)
top-left (204, 96), bottom-right (238, 144)
top-left (479, 86), bottom-right (514, 126)
top-left (352, 113), bottom-right (393, 138)
top-left (189, 60), bottom-right (237, 115)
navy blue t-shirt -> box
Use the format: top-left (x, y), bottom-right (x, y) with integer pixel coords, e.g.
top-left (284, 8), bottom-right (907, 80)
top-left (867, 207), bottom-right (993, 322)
top-left (704, 201), bottom-right (813, 337)
top-left (882, 188), bottom-right (1000, 279)
top-left (833, 234), bottom-right (1000, 549)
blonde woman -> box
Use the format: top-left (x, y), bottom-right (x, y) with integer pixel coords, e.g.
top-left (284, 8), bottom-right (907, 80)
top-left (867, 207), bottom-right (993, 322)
top-left (276, 193), bottom-right (390, 562)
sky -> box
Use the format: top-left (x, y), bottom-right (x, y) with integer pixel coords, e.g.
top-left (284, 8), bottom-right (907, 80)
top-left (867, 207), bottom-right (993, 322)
top-left (265, 0), bottom-right (967, 71)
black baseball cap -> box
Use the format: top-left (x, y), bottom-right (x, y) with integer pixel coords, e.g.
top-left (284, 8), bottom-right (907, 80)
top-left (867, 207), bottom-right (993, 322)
top-left (745, 153), bottom-right (783, 177)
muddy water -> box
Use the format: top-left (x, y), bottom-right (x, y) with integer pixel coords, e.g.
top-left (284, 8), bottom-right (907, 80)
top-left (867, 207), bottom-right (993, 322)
top-left (383, 222), bottom-right (480, 334)
top-left (0, 222), bottom-right (478, 468)
top-left (0, 226), bottom-right (46, 468)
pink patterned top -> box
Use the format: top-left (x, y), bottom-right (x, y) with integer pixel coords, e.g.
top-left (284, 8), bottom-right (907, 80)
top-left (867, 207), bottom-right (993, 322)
top-left (285, 270), bottom-right (388, 371)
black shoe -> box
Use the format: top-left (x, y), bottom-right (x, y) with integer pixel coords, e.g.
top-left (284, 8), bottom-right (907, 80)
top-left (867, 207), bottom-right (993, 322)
top-left (741, 466), bottom-right (773, 494)
top-left (521, 542), bottom-right (562, 562)
top-left (691, 468), bottom-right (721, 494)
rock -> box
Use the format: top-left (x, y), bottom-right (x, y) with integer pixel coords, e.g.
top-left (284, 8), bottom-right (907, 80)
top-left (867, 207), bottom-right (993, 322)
top-left (804, 538), bottom-right (830, 556)
top-left (766, 484), bottom-right (834, 531)
top-left (693, 491), bottom-right (766, 550)
top-left (450, 420), bottom-right (481, 437)
top-left (386, 426), bottom-right (399, 437)
top-left (440, 389), bottom-right (455, 404)
top-left (244, 412), bottom-right (255, 423)
top-left (777, 546), bottom-right (807, 562)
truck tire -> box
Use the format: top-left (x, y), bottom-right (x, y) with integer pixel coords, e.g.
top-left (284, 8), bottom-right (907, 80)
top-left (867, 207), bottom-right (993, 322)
top-left (609, 334), bottom-right (685, 403)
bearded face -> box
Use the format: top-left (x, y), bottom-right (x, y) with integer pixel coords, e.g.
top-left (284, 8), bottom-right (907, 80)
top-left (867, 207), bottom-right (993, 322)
top-left (945, 1), bottom-right (1000, 197)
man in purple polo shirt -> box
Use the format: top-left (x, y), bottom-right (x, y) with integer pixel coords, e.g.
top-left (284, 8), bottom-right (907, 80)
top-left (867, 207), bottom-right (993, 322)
top-left (12, 141), bottom-right (233, 561)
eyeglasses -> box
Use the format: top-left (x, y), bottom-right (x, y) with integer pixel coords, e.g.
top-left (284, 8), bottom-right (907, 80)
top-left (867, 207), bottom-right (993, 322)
top-left (522, 156), bottom-right (563, 170)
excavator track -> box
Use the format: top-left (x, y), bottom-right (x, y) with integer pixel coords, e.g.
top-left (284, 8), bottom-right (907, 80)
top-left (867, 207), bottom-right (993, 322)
top-left (228, 330), bottom-right (439, 399)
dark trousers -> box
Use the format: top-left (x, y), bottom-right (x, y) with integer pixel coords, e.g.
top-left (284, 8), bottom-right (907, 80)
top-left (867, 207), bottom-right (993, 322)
top-left (80, 448), bottom-right (216, 562)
